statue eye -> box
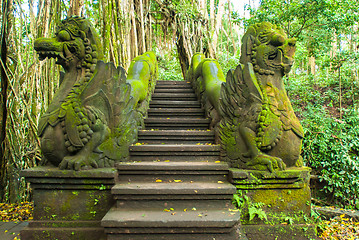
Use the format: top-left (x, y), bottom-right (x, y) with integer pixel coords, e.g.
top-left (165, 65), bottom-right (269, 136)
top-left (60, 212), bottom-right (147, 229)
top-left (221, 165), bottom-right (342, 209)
top-left (58, 30), bottom-right (71, 41)
top-left (268, 51), bottom-right (278, 60)
top-left (270, 34), bottom-right (285, 47)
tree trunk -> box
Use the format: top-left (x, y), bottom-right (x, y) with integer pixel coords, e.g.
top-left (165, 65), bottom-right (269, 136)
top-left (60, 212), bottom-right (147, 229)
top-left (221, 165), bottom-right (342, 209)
top-left (42, 0), bottom-right (51, 37)
top-left (331, 34), bottom-right (337, 59)
top-left (212, 0), bottom-right (224, 53)
top-left (68, 0), bottom-right (84, 16)
top-left (176, 30), bottom-right (189, 79)
top-left (139, 0), bottom-right (146, 53)
top-left (227, 0), bottom-right (236, 54)
top-left (130, 0), bottom-right (138, 58)
top-left (199, 0), bottom-right (207, 20)
top-left (101, 0), bottom-right (111, 62)
top-left (308, 56), bottom-right (315, 75)
top-left (210, 0), bottom-right (215, 31)
top-left (112, 0), bottom-right (121, 66)
top-left (0, 0), bottom-right (13, 202)
top-left (148, 13), bottom-right (152, 50)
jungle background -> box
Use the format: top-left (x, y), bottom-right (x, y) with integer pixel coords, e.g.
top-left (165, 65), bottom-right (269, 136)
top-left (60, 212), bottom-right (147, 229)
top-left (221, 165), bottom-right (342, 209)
top-left (0, 0), bottom-right (359, 215)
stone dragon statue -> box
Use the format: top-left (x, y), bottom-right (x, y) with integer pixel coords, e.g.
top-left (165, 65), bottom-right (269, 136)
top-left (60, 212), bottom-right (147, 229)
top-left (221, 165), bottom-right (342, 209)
top-left (34, 17), bottom-right (156, 170)
top-left (219, 22), bottom-right (303, 172)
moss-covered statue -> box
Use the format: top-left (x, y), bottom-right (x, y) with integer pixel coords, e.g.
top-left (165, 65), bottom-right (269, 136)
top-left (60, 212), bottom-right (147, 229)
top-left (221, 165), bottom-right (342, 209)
top-left (34, 16), bottom-right (155, 170)
top-left (220, 22), bottom-right (303, 172)
top-left (186, 53), bottom-right (225, 133)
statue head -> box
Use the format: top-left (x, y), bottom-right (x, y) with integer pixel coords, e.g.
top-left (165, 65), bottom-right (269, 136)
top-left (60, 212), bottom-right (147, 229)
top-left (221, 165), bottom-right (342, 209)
top-left (240, 22), bottom-right (296, 76)
top-left (34, 16), bottom-right (103, 71)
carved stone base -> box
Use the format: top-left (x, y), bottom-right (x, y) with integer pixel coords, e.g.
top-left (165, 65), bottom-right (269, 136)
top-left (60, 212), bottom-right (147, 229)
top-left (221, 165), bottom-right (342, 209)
top-left (230, 167), bottom-right (318, 240)
top-left (20, 166), bottom-right (116, 240)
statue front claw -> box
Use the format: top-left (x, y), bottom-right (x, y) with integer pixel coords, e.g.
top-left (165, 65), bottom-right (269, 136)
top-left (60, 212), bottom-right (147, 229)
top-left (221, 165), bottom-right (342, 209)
top-left (59, 119), bottom-right (110, 170)
top-left (246, 153), bottom-right (286, 173)
top-left (59, 154), bottom-right (98, 171)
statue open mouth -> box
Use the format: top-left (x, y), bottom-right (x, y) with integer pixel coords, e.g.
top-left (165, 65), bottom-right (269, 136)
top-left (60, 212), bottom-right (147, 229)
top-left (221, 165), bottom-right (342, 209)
top-left (266, 48), bottom-right (294, 74)
top-left (265, 48), bottom-right (283, 70)
top-left (268, 50), bottom-right (279, 61)
top-left (34, 37), bottom-right (77, 66)
top-left (38, 50), bottom-right (65, 62)
top-left (36, 44), bottom-right (75, 65)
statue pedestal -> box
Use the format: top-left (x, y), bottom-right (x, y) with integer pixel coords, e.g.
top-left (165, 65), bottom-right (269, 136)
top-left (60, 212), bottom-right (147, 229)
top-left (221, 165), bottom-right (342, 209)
top-left (20, 166), bottom-right (116, 240)
top-left (230, 167), bottom-right (318, 240)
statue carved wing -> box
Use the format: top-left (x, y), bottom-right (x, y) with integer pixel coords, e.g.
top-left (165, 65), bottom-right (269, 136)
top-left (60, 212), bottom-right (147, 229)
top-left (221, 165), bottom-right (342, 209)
top-left (219, 62), bottom-right (263, 165)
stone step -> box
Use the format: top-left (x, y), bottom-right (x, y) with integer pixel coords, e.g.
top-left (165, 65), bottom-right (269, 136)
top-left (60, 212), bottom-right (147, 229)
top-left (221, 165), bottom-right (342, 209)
top-left (156, 80), bottom-right (191, 85)
top-left (155, 84), bottom-right (193, 89)
top-left (147, 108), bottom-right (205, 118)
top-left (102, 205), bottom-right (241, 239)
top-left (103, 200), bottom-right (237, 218)
top-left (112, 200), bottom-right (234, 212)
top-left (116, 161), bottom-right (228, 182)
top-left (101, 79), bottom-right (243, 240)
top-left (149, 100), bottom-right (201, 108)
top-left (116, 161), bottom-right (228, 171)
top-left (138, 130), bottom-right (214, 144)
top-left (144, 118), bottom-right (210, 130)
top-left (129, 144), bottom-right (220, 161)
top-left (103, 232), bottom-right (243, 240)
top-left (151, 93), bottom-right (197, 101)
top-left (154, 88), bottom-right (195, 93)
top-left (112, 182), bottom-right (235, 200)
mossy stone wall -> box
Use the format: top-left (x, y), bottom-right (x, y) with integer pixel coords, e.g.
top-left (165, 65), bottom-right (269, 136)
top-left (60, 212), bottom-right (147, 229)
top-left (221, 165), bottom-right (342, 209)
top-left (20, 167), bottom-right (116, 240)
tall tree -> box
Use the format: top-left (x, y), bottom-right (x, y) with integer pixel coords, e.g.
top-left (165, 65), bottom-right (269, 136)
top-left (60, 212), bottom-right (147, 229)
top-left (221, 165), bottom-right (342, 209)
top-left (0, 0), bottom-right (13, 202)
top-left (68, 0), bottom-right (84, 16)
top-left (212, 0), bottom-right (224, 53)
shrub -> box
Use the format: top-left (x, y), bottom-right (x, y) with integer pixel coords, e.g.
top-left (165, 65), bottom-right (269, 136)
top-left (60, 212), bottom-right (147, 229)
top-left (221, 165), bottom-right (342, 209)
top-left (301, 106), bottom-right (359, 208)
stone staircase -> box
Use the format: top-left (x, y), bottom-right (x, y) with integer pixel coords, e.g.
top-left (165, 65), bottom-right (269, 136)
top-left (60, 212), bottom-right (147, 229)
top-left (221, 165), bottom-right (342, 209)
top-left (101, 81), bottom-right (243, 239)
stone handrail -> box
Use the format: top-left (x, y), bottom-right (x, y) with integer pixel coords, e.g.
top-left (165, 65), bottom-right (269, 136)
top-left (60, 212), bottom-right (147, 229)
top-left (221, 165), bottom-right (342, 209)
top-left (186, 53), bottom-right (226, 143)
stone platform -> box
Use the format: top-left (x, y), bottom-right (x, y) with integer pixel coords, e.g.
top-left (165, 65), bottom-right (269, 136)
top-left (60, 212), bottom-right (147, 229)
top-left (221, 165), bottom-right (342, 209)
top-left (20, 167), bottom-right (116, 240)
top-left (230, 167), bottom-right (318, 240)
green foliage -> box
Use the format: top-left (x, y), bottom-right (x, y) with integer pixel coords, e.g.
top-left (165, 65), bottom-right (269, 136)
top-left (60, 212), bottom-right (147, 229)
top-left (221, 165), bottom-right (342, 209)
top-left (244, 0), bottom-right (359, 56)
top-left (232, 191), bottom-right (268, 222)
top-left (217, 53), bottom-right (240, 76)
top-left (301, 107), bottom-right (359, 207)
top-left (248, 203), bottom-right (268, 221)
top-left (286, 66), bottom-right (359, 208)
top-left (284, 216), bottom-right (294, 225)
top-left (157, 49), bottom-right (183, 81)
top-left (232, 192), bottom-right (247, 208)
top-left (243, 0), bottom-right (359, 209)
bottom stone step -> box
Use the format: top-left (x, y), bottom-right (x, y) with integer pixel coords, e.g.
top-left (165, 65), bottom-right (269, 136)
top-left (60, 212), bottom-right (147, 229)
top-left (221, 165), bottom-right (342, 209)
top-left (102, 206), bottom-right (242, 240)
top-left (102, 206), bottom-right (240, 228)
top-left (104, 230), bottom-right (247, 240)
